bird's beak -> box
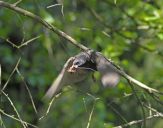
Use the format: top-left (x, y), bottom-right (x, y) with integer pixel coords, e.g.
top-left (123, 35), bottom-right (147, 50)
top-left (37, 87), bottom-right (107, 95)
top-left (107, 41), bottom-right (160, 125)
top-left (67, 65), bottom-right (78, 73)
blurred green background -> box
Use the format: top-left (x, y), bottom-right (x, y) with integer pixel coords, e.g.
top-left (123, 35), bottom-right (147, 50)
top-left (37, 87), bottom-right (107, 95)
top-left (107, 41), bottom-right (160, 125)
top-left (0, 0), bottom-right (163, 128)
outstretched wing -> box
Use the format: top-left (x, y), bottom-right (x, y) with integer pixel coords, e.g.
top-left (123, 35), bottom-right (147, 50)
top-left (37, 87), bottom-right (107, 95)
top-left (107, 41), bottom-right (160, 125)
top-left (44, 57), bottom-right (73, 99)
top-left (95, 52), bottom-right (120, 87)
top-left (44, 57), bottom-right (89, 99)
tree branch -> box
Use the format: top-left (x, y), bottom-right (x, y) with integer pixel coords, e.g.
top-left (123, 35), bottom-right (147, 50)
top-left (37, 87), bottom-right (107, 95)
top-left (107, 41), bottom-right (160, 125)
top-left (0, 1), bottom-right (88, 51)
top-left (113, 114), bottom-right (162, 128)
top-left (0, 109), bottom-right (38, 128)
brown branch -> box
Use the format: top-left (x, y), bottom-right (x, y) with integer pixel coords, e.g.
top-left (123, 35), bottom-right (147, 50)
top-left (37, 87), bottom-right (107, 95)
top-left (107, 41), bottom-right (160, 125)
top-left (0, 1), bottom-right (88, 51)
top-left (113, 114), bottom-right (162, 128)
top-left (104, 57), bottom-right (162, 95)
top-left (2, 58), bottom-right (21, 91)
top-left (6, 35), bottom-right (41, 49)
top-left (143, 104), bottom-right (163, 118)
top-left (16, 68), bottom-right (38, 114)
top-left (0, 109), bottom-right (38, 128)
top-left (1, 91), bottom-right (27, 128)
top-left (39, 92), bottom-right (62, 120)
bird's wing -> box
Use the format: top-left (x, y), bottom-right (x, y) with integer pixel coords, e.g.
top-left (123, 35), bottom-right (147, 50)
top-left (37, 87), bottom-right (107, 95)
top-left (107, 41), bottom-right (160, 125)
top-left (95, 53), bottom-right (120, 87)
top-left (100, 71), bottom-right (119, 87)
top-left (43, 57), bottom-right (74, 99)
top-left (44, 57), bottom-right (89, 99)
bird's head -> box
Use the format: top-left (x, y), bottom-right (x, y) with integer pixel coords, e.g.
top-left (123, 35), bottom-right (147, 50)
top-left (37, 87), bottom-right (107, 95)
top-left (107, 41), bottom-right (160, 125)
top-left (67, 51), bottom-right (94, 73)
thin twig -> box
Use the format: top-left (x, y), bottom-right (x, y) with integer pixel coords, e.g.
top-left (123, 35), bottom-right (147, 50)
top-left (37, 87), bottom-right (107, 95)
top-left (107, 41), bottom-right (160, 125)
top-left (61, 5), bottom-right (64, 17)
top-left (1, 91), bottom-right (27, 128)
top-left (128, 81), bottom-right (146, 128)
top-left (150, 93), bottom-right (163, 106)
top-left (13, 0), bottom-right (22, 6)
top-left (2, 58), bottom-right (21, 91)
top-left (103, 56), bottom-right (162, 95)
top-left (39, 92), bottom-right (62, 120)
top-left (47, 4), bottom-right (64, 17)
top-left (113, 114), bottom-right (161, 128)
top-left (0, 1), bottom-right (88, 51)
top-left (6, 35), bottom-right (41, 49)
top-left (47, 4), bottom-right (62, 8)
top-left (143, 104), bottom-right (163, 117)
top-left (86, 99), bottom-right (98, 128)
top-left (108, 104), bottom-right (128, 124)
top-left (16, 68), bottom-right (38, 114)
top-left (87, 7), bottom-right (132, 40)
top-left (0, 109), bottom-right (38, 128)
top-left (0, 111), bottom-right (7, 128)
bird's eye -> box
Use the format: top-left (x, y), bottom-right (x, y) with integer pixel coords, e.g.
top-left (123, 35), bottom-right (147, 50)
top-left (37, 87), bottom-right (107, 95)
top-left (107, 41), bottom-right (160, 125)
top-left (74, 61), bottom-right (80, 66)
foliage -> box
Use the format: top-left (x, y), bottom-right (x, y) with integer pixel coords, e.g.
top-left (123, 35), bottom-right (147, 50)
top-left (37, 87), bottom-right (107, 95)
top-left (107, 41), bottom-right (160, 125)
top-left (0, 0), bottom-right (163, 128)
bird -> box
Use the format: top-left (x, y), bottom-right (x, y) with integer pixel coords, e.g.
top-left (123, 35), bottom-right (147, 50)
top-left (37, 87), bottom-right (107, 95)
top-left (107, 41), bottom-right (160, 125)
top-left (44, 50), bottom-right (120, 99)
top-left (43, 51), bottom-right (95, 99)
